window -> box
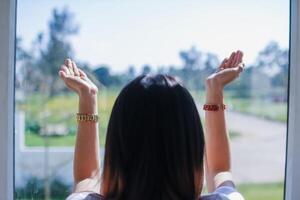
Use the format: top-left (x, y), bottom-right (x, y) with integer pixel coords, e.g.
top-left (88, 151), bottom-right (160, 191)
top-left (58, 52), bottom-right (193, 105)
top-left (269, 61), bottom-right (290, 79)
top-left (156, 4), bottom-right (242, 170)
top-left (0, 0), bottom-right (297, 199)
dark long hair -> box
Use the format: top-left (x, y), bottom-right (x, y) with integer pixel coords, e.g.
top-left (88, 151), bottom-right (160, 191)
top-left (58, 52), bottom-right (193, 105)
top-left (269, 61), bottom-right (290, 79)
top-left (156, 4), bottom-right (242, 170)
top-left (101, 74), bottom-right (205, 200)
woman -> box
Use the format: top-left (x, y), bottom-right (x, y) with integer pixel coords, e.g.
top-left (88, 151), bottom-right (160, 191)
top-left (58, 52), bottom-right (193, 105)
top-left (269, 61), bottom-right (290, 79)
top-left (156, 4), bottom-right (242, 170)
top-left (60, 51), bottom-right (245, 200)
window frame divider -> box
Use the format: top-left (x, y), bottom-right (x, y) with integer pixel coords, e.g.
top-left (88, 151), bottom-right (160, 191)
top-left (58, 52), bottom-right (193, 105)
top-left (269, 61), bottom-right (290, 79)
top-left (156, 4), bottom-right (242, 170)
top-left (0, 0), bottom-right (16, 199)
top-left (285, 0), bottom-right (300, 199)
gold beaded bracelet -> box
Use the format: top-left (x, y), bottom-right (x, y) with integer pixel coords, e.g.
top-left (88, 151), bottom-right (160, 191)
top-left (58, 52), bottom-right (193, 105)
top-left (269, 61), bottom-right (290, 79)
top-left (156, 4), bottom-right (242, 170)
top-left (76, 113), bottom-right (99, 123)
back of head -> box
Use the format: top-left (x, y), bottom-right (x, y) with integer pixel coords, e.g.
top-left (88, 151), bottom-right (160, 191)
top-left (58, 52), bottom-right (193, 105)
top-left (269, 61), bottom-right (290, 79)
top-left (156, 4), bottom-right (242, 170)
top-left (102, 74), bottom-right (205, 200)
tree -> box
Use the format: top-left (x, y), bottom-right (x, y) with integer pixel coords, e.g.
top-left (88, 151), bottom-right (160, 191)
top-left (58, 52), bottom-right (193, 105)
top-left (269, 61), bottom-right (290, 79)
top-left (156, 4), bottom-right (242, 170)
top-left (204, 53), bottom-right (218, 71)
top-left (178, 47), bottom-right (219, 90)
top-left (255, 41), bottom-right (288, 84)
top-left (127, 65), bottom-right (136, 78)
top-left (15, 37), bottom-right (43, 93)
top-left (37, 7), bottom-right (79, 96)
top-left (253, 41), bottom-right (289, 100)
top-left (179, 46), bottom-right (201, 69)
top-left (93, 66), bottom-right (112, 86)
top-left (271, 49), bottom-right (289, 87)
top-left (16, 37), bottom-right (31, 89)
top-left (93, 65), bottom-right (124, 87)
top-left (142, 64), bottom-right (152, 75)
top-left (16, 37), bottom-right (31, 61)
top-left (198, 53), bottom-right (219, 89)
top-left (123, 65), bottom-right (136, 83)
top-left (225, 67), bottom-right (253, 98)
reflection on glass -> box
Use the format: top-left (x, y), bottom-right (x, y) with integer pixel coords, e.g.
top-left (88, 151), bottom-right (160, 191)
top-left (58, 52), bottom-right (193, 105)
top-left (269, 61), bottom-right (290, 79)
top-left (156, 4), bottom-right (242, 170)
top-left (15, 1), bottom-right (288, 199)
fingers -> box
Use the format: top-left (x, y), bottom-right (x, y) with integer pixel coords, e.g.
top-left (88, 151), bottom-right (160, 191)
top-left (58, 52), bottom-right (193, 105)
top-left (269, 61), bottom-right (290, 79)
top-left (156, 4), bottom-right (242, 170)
top-left (220, 58), bottom-right (228, 69)
top-left (72, 61), bottom-right (80, 76)
top-left (237, 63), bottom-right (245, 72)
top-left (225, 50), bottom-right (244, 68)
top-left (233, 50), bottom-right (243, 66)
top-left (234, 51), bottom-right (244, 72)
top-left (59, 58), bottom-right (85, 82)
top-left (213, 50), bottom-right (245, 87)
top-left (225, 52), bottom-right (235, 68)
top-left (59, 58), bottom-right (80, 80)
top-left (237, 51), bottom-right (244, 64)
top-left (58, 70), bottom-right (67, 79)
top-left (64, 58), bottom-right (80, 76)
top-left (60, 65), bottom-right (71, 76)
top-left (64, 59), bottom-right (74, 75)
top-left (78, 68), bottom-right (87, 79)
top-left (218, 62), bottom-right (244, 83)
top-left (232, 51), bottom-right (239, 67)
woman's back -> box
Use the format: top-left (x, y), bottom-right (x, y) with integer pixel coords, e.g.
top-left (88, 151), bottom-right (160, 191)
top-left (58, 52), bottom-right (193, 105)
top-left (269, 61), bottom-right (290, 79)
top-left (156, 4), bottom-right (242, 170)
top-left (59, 51), bottom-right (245, 200)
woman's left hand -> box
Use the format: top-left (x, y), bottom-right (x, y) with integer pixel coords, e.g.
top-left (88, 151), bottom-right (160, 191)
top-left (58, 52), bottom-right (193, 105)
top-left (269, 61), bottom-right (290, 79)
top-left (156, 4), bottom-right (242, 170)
top-left (206, 50), bottom-right (245, 92)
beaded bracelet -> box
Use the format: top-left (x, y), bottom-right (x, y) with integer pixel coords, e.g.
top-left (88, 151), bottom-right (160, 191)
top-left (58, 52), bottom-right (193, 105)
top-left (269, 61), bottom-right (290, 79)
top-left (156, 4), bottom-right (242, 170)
top-left (76, 113), bottom-right (99, 123)
top-left (203, 104), bottom-right (226, 111)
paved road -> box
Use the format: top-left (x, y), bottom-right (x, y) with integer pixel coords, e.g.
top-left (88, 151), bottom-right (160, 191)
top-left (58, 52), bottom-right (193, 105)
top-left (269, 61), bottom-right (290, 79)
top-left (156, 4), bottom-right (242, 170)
top-left (200, 110), bottom-right (287, 183)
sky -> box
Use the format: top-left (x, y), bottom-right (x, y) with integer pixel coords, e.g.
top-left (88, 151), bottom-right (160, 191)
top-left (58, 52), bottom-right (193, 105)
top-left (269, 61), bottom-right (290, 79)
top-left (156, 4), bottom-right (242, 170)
top-left (17, 0), bottom-right (290, 73)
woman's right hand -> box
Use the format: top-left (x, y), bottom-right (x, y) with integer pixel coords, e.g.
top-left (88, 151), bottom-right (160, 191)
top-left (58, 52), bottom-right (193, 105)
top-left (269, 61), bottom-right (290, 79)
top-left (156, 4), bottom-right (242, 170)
top-left (206, 50), bottom-right (244, 93)
top-left (58, 59), bottom-right (98, 97)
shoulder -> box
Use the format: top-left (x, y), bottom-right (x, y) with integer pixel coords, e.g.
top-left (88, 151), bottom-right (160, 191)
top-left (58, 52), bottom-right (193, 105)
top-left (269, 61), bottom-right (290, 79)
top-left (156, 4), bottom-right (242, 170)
top-left (214, 186), bottom-right (244, 200)
top-left (73, 178), bottom-right (101, 194)
top-left (201, 186), bottom-right (244, 200)
top-left (66, 192), bottom-right (103, 200)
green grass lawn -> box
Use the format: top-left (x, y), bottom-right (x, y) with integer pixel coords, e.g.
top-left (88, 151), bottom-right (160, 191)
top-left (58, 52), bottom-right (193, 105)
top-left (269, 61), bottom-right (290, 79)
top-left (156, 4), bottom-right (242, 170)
top-left (201, 182), bottom-right (284, 200)
top-left (237, 182), bottom-right (284, 200)
top-left (25, 132), bottom-right (76, 147)
top-left (19, 89), bottom-right (120, 147)
top-left (228, 98), bottom-right (287, 123)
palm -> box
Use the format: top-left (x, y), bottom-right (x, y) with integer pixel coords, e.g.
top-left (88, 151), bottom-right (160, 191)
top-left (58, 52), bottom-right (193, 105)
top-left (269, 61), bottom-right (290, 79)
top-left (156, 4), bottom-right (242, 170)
top-left (208, 50), bottom-right (244, 87)
top-left (59, 59), bottom-right (98, 95)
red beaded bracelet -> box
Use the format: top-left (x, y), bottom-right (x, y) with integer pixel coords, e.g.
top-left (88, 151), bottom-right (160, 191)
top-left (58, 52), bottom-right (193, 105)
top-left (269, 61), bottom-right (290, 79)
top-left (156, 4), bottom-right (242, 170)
top-left (203, 104), bottom-right (226, 111)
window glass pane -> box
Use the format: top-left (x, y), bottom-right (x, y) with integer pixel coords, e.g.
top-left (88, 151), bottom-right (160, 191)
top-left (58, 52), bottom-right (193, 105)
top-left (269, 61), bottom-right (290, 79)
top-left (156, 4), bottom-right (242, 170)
top-left (15, 1), bottom-right (289, 199)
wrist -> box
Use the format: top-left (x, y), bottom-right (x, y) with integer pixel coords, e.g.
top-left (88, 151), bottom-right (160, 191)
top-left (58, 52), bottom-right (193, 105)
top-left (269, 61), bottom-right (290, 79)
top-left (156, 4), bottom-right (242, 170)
top-left (205, 78), bottom-right (224, 104)
top-left (79, 87), bottom-right (98, 99)
top-left (206, 93), bottom-right (224, 104)
top-left (79, 93), bottom-right (98, 114)
top-left (78, 87), bottom-right (98, 98)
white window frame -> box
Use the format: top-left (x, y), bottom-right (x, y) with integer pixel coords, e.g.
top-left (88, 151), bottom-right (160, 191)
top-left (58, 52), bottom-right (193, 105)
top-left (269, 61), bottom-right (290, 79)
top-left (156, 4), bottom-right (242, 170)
top-left (285, 0), bottom-right (300, 199)
top-left (0, 0), bottom-right (16, 199)
top-left (0, 0), bottom-right (299, 199)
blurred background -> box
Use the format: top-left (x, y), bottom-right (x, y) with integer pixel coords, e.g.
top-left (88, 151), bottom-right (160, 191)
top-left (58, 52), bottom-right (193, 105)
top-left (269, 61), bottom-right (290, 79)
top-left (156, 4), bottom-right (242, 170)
top-left (14, 0), bottom-right (289, 199)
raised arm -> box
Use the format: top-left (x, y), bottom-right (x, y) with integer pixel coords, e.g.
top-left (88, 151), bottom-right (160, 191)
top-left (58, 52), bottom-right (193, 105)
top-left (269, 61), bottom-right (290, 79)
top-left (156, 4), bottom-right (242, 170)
top-left (204, 51), bottom-right (244, 192)
top-left (59, 59), bottom-right (100, 193)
